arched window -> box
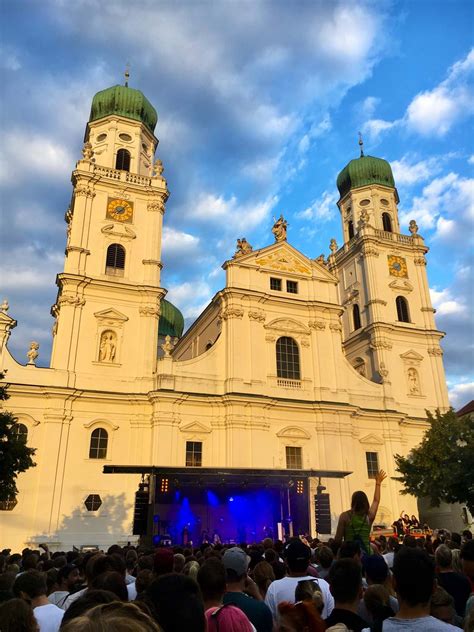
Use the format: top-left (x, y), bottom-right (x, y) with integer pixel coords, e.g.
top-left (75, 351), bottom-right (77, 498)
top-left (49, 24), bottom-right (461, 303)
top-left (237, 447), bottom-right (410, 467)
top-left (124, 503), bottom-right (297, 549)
top-left (352, 304), bottom-right (361, 330)
top-left (396, 296), bottom-right (410, 322)
top-left (13, 423), bottom-right (28, 443)
top-left (382, 213), bottom-right (392, 232)
top-left (348, 220), bottom-right (354, 240)
top-left (106, 244), bottom-right (126, 276)
top-left (276, 337), bottom-right (300, 380)
top-left (115, 149), bottom-right (131, 171)
top-left (89, 428), bottom-right (108, 459)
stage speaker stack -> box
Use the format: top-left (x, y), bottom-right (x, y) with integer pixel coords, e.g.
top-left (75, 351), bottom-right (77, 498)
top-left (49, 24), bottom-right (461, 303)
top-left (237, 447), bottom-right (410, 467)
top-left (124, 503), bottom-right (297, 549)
top-left (133, 483), bottom-right (150, 536)
top-left (314, 493), bottom-right (331, 534)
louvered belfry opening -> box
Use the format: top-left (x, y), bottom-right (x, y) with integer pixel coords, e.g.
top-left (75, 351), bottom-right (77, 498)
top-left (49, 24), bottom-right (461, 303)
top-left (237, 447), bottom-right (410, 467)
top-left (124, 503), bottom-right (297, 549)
top-left (106, 243), bottom-right (126, 276)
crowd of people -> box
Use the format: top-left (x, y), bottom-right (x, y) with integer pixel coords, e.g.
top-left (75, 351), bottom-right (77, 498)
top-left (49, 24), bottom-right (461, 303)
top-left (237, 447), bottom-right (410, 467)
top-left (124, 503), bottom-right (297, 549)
top-left (0, 476), bottom-right (473, 631)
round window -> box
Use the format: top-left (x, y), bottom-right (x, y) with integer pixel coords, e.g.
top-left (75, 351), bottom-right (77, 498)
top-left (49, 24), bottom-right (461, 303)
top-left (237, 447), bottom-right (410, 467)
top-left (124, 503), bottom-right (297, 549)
top-left (96, 133), bottom-right (107, 142)
top-left (119, 133), bottom-right (132, 142)
top-left (359, 199), bottom-right (370, 206)
top-left (380, 198), bottom-right (389, 206)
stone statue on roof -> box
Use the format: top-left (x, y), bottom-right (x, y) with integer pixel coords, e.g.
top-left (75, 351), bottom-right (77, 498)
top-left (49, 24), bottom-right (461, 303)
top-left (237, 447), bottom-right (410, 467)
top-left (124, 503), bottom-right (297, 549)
top-left (272, 214), bottom-right (288, 242)
top-left (234, 238), bottom-right (253, 258)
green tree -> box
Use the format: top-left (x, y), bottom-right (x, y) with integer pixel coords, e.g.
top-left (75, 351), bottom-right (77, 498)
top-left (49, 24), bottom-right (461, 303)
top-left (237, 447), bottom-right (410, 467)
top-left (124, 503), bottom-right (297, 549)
top-left (0, 373), bottom-right (36, 503)
top-left (395, 408), bottom-right (474, 515)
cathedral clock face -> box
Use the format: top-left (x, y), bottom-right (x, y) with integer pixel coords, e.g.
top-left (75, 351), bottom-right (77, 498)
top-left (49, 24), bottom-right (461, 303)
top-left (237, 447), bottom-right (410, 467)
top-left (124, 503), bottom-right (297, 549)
top-left (106, 198), bottom-right (134, 222)
top-left (388, 255), bottom-right (408, 278)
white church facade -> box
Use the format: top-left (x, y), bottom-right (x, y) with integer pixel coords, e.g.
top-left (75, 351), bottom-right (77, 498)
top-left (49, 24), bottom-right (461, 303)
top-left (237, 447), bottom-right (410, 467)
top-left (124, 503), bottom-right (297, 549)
top-left (0, 83), bottom-right (450, 550)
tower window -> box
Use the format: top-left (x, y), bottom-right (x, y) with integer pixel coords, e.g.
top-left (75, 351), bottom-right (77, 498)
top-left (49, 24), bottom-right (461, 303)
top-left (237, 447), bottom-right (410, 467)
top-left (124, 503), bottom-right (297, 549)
top-left (382, 213), bottom-right (392, 232)
top-left (286, 446), bottom-right (302, 469)
top-left (286, 280), bottom-right (298, 294)
top-left (348, 220), bottom-right (354, 240)
top-left (396, 296), bottom-right (410, 323)
top-left (89, 428), bottom-right (108, 459)
top-left (352, 304), bottom-right (361, 331)
top-left (185, 441), bottom-right (202, 467)
top-left (276, 336), bottom-right (300, 380)
top-left (106, 244), bottom-right (126, 276)
top-left (115, 149), bottom-right (131, 171)
top-left (270, 277), bottom-right (282, 291)
top-left (366, 452), bottom-right (379, 478)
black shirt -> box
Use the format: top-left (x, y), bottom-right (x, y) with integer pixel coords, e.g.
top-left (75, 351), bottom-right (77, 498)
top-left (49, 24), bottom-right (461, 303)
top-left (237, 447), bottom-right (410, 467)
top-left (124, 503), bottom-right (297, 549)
top-left (325, 607), bottom-right (368, 632)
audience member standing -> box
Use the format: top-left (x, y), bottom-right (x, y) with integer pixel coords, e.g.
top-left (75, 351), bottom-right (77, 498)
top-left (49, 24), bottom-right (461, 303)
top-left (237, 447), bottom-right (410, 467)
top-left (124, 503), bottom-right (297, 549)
top-left (435, 544), bottom-right (471, 617)
top-left (13, 571), bottom-right (64, 632)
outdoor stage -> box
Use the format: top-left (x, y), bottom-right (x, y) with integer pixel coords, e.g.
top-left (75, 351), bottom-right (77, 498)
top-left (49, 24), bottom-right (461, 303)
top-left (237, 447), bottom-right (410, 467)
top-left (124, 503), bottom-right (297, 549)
top-left (103, 466), bottom-right (351, 544)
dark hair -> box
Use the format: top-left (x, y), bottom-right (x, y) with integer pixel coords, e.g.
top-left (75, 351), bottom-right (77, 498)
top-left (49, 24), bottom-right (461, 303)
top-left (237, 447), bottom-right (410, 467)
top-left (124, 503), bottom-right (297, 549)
top-left (13, 570), bottom-right (47, 599)
top-left (461, 540), bottom-right (474, 561)
top-left (90, 571), bottom-right (128, 601)
top-left (392, 547), bottom-right (435, 606)
top-left (351, 491), bottom-right (370, 515)
top-left (197, 558), bottom-right (226, 602)
top-left (22, 555), bottom-right (39, 571)
top-left (0, 597), bottom-right (38, 631)
top-left (338, 541), bottom-right (361, 559)
top-left (462, 530), bottom-right (472, 541)
top-left (145, 574), bottom-right (205, 632)
top-left (328, 559), bottom-right (362, 603)
top-left (60, 590), bottom-right (117, 627)
top-left (315, 546), bottom-right (333, 569)
top-left (135, 570), bottom-right (154, 596)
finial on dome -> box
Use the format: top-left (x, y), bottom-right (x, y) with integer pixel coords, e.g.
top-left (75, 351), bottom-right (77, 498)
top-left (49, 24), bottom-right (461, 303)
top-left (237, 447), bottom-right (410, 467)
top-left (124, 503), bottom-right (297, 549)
top-left (358, 132), bottom-right (365, 157)
top-left (124, 63), bottom-right (130, 87)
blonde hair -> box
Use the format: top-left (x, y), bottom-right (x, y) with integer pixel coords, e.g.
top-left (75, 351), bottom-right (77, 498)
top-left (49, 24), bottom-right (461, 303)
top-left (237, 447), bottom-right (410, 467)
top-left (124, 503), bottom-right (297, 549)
top-left (60, 602), bottom-right (161, 632)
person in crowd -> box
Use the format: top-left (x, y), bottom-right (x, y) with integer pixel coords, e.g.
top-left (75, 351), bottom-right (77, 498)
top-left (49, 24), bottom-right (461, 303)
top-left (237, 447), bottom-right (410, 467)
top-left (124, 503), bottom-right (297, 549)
top-left (48, 565), bottom-right (80, 609)
top-left (430, 586), bottom-right (464, 628)
top-left (62, 553), bottom-right (101, 610)
top-left (362, 547), bottom-right (459, 631)
top-left (145, 573), bottom-right (206, 632)
top-left (334, 471), bottom-right (387, 556)
top-left (90, 570), bottom-right (128, 601)
top-left (435, 544), bottom-right (471, 617)
top-left (363, 585), bottom-right (396, 630)
top-left (183, 560), bottom-right (201, 581)
top-left (59, 590), bottom-right (117, 628)
top-left (13, 570), bottom-right (64, 632)
top-left (152, 548), bottom-right (174, 577)
top-left (0, 571), bottom-right (16, 604)
top-left (173, 553), bottom-right (185, 574)
top-left (197, 558), bottom-right (255, 631)
top-left (314, 546), bottom-right (333, 580)
top-left (125, 549), bottom-right (138, 584)
top-left (460, 540), bottom-right (474, 619)
top-left (324, 558), bottom-right (368, 632)
top-left (252, 561), bottom-right (275, 600)
top-left (60, 602), bottom-right (160, 632)
top-left (462, 531), bottom-right (472, 544)
top-left (0, 597), bottom-right (40, 631)
top-left (294, 579), bottom-right (324, 614)
top-left (277, 600), bottom-right (326, 632)
top-left (383, 537), bottom-right (399, 570)
top-left (411, 515), bottom-right (421, 529)
top-left (358, 555), bottom-right (398, 623)
top-left (264, 539), bottom-right (334, 621)
top-left (135, 569), bottom-right (154, 597)
top-left (221, 547), bottom-right (273, 632)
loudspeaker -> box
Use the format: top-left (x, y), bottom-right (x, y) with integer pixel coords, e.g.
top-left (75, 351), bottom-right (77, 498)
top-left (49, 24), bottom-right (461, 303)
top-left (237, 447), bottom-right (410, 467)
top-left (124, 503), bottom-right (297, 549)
top-left (132, 489), bottom-right (149, 535)
top-left (314, 493), bottom-right (331, 534)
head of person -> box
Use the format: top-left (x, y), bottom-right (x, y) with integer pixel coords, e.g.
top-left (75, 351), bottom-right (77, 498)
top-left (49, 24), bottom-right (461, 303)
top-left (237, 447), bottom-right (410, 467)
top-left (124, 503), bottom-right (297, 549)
top-left (61, 602), bottom-right (160, 632)
top-left (328, 559), bottom-right (362, 606)
top-left (462, 529), bottom-right (472, 542)
top-left (315, 546), bottom-right (333, 570)
top-left (222, 547), bottom-right (250, 585)
top-left (337, 540), bottom-right (361, 562)
top-left (252, 561), bottom-right (275, 593)
top-left (435, 544), bottom-right (453, 570)
top-left (183, 560), bottom-right (200, 581)
top-left (58, 564), bottom-right (80, 591)
top-left (392, 547), bottom-right (435, 607)
top-left (13, 570), bottom-right (47, 602)
top-left (135, 569), bottom-right (154, 596)
top-left (145, 573), bottom-right (205, 632)
top-left (430, 586), bottom-right (456, 625)
top-left (60, 590), bottom-right (117, 627)
top-left (153, 548), bottom-right (174, 576)
top-left (387, 536), bottom-right (399, 552)
top-left (362, 555), bottom-right (389, 585)
top-left (449, 532), bottom-right (461, 548)
top-left (125, 550), bottom-right (138, 572)
top-left (197, 558), bottom-right (226, 604)
top-left (0, 571), bottom-right (16, 604)
top-left (262, 538), bottom-right (274, 550)
top-left (22, 554), bottom-right (39, 572)
top-left (278, 601), bottom-right (325, 632)
top-left (0, 597), bottom-right (39, 632)
top-left (351, 491), bottom-right (370, 515)
top-left (173, 553), bottom-right (185, 574)
top-left (294, 580), bottom-right (323, 614)
top-left (284, 539), bottom-right (311, 574)
top-left (460, 539), bottom-right (474, 581)
top-left (206, 603), bottom-right (254, 632)
top-left (363, 584), bottom-right (394, 621)
top-left (90, 571), bottom-right (128, 601)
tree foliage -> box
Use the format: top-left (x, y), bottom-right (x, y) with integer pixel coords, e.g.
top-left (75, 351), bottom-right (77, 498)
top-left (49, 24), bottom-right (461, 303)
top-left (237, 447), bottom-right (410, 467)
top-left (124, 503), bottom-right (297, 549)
top-left (395, 408), bottom-right (474, 515)
top-left (0, 373), bottom-right (36, 502)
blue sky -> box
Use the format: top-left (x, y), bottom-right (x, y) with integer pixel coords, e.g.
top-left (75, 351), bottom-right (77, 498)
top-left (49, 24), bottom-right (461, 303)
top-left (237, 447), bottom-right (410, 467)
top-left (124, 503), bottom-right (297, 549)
top-left (1, 0), bottom-right (473, 407)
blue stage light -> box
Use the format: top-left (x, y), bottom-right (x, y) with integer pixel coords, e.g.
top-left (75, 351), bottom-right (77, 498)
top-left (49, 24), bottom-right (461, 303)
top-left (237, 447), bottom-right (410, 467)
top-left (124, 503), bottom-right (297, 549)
top-left (228, 496), bottom-right (234, 502)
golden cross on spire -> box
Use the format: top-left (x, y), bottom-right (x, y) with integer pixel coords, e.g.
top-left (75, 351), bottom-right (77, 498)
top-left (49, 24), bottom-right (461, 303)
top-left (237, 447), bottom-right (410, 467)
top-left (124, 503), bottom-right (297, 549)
top-left (358, 131), bottom-right (364, 157)
top-left (124, 63), bottom-right (130, 87)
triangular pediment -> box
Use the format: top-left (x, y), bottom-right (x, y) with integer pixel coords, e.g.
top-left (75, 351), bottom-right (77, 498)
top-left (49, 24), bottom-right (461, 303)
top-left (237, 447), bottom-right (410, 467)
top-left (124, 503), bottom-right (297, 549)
top-left (400, 349), bottom-right (424, 361)
top-left (179, 421), bottom-right (212, 434)
top-left (265, 318), bottom-right (310, 335)
top-left (225, 241), bottom-right (337, 282)
top-left (0, 311), bottom-right (17, 327)
top-left (94, 308), bottom-right (129, 322)
top-left (277, 426), bottom-right (311, 439)
top-left (388, 279), bottom-right (413, 293)
top-left (359, 433), bottom-right (384, 446)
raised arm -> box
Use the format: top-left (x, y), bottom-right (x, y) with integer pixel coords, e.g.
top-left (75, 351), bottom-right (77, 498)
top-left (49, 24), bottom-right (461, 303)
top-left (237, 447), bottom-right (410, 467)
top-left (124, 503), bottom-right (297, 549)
top-left (368, 470), bottom-right (387, 523)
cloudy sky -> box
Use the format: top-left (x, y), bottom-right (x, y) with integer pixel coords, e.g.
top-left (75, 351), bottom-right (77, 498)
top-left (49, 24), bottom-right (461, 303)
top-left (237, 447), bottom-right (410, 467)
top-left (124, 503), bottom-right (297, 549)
top-left (1, 0), bottom-right (473, 407)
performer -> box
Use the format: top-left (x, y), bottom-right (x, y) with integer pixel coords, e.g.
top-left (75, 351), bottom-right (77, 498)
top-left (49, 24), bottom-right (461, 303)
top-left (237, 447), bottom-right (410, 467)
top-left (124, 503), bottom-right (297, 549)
top-left (182, 525), bottom-right (189, 546)
top-left (212, 530), bottom-right (221, 545)
top-left (201, 529), bottom-right (210, 545)
top-left (410, 514), bottom-right (420, 529)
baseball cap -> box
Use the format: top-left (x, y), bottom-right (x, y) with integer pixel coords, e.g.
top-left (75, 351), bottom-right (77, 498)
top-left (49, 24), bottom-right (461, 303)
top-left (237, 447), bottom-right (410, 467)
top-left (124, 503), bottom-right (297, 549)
top-left (222, 547), bottom-right (250, 577)
top-left (284, 539), bottom-right (311, 563)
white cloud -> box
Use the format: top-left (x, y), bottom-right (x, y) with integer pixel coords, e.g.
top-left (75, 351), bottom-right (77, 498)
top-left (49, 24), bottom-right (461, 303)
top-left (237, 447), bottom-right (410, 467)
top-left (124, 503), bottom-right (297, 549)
top-left (166, 280), bottom-right (213, 319)
top-left (362, 118), bottom-right (399, 141)
top-left (297, 190), bottom-right (338, 221)
top-left (360, 96), bottom-right (380, 118)
top-left (190, 192), bottom-right (278, 232)
top-left (468, 155), bottom-right (474, 165)
top-left (449, 381), bottom-right (474, 409)
top-left (162, 227), bottom-right (200, 257)
top-left (391, 155), bottom-right (443, 186)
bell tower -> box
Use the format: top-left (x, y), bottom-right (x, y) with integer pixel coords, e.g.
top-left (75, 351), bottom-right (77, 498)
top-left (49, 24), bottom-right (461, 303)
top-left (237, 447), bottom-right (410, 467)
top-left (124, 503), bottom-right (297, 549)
top-left (328, 139), bottom-right (449, 413)
top-left (50, 79), bottom-right (168, 390)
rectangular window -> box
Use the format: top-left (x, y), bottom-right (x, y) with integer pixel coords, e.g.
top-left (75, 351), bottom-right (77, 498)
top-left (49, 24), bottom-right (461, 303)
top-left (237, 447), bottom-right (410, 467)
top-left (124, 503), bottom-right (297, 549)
top-left (270, 277), bottom-right (282, 291)
top-left (286, 280), bottom-right (298, 294)
top-left (186, 441), bottom-right (202, 467)
top-left (286, 446), bottom-right (303, 469)
top-left (366, 451), bottom-right (379, 479)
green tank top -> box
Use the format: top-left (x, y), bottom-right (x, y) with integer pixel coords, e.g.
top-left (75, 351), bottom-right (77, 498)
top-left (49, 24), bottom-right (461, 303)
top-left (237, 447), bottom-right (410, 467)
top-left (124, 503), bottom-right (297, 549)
top-left (345, 512), bottom-right (371, 554)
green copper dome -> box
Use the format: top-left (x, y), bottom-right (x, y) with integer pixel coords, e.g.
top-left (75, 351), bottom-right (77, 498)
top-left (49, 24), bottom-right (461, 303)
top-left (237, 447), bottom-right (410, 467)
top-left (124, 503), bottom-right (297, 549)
top-left (89, 85), bottom-right (157, 133)
top-left (337, 155), bottom-right (396, 199)
top-left (159, 299), bottom-right (185, 338)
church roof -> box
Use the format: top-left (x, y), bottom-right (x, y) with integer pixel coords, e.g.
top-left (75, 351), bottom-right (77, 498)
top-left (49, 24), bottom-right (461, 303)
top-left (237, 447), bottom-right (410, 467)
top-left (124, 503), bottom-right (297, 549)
top-left (89, 85), bottom-right (157, 133)
top-left (336, 154), bottom-right (396, 199)
top-left (159, 299), bottom-right (185, 338)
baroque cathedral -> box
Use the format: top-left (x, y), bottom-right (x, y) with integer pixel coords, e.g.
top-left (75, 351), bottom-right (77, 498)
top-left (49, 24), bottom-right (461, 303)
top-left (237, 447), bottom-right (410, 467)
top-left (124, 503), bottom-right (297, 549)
top-left (0, 83), bottom-right (449, 550)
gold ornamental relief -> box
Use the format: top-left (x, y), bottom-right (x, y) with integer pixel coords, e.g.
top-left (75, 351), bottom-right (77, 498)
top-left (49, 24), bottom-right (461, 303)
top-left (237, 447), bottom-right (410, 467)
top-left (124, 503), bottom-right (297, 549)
top-left (256, 252), bottom-right (311, 275)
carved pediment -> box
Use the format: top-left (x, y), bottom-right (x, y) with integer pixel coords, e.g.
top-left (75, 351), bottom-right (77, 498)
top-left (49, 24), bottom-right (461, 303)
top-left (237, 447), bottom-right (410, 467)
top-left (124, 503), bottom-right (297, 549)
top-left (83, 419), bottom-right (119, 431)
top-left (94, 308), bottom-right (129, 323)
top-left (359, 433), bottom-right (384, 446)
top-left (264, 318), bottom-right (310, 335)
top-left (400, 349), bottom-right (424, 362)
top-left (256, 250), bottom-right (312, 276)
top-left (388, 279), bottom-right (413, 293)
top-left (179, 421), bottom-right (212, 434)
top-left (101, 224), bottom-right (136, 240)
top-left (277, 426), bottom-right (311, 439)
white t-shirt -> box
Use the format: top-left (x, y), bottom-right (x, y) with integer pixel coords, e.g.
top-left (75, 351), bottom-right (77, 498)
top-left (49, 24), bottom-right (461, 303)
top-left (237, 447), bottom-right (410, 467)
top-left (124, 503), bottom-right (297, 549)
top-left (127, 581), bottom-right (137, 600)
top-left (383, 551), bottom-right (395, 569)
top-left (362, 616), bottom-right (459, 631)
top-left (48, 591), bottom-right (70, 609)
top-left (264, 575), bottom-right (334, 620)
top-left (63, 587), bottom-right (87, 610)
top-left (34, 603), bottom-right (64, 632)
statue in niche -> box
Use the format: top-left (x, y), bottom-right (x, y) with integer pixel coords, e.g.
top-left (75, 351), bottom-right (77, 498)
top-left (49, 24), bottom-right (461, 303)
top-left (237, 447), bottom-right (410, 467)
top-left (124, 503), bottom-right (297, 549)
top-left (234, 238), bottom-right (253, 258)
top-left (99, 330), bottom-right (117, 362)
top-left (272, 214), bottom-right (288, 242)
top-left (379, 361), bottom-right (389, 383)
top-left (409, 219), bottom-right (419, 235)
top-left (407, 367), bottom-right (420, 394)
top-left (27, 342), bottom-right (39, 365)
